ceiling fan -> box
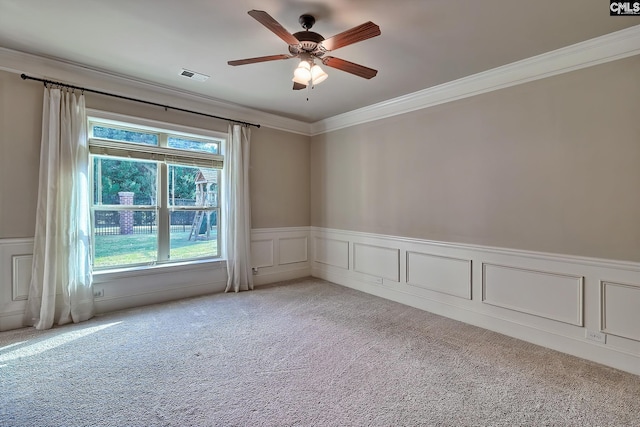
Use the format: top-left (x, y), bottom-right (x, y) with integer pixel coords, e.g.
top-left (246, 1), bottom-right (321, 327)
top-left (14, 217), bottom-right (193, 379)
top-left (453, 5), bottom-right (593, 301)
top-left (228, 10), bottom-right (381, 90)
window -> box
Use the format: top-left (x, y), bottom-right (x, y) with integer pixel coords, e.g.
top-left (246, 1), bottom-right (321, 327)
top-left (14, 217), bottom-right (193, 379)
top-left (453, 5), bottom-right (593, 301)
top-left (89, 117), bottom-right (224, 270)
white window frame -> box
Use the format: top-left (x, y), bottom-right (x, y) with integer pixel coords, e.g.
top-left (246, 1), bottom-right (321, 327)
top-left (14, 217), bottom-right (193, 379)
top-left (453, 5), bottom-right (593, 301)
top-left (87, 110), bottom-right (226, 271)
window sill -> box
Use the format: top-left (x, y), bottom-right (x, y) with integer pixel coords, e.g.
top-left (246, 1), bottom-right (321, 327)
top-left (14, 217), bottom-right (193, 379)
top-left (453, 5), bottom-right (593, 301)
top-left (93, 258), bottom-right (226, 283)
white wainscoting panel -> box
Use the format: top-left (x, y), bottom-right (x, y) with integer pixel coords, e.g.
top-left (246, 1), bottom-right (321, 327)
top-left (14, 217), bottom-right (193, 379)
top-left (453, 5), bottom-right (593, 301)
top-left (251, 239), bottom-right (275, 268)
top-left (353, 243), bottom-right (400, 282)
top-left (11, 254), bottom-right (32, 301)
top-left (313, 237), bottom-right (349, 270)
top-left (482, 263), bottom-right (583, 326)
top-left (601, 281), bottom-right (640, 342)
top-left (406, 252), bottom-right (471, 299)
top-left (0, 238), bottom-right (34, 331)
top-left (251, 228), bottom-right (311, 285)
top-left (279, 236), bottom-right (308, 265)
top-left (310, 227), bottom-right (640, 376)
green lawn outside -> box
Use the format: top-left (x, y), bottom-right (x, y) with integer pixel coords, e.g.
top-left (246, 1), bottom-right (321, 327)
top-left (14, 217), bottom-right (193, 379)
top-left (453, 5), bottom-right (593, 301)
top-left (94, 230), bottom-right (218, 268)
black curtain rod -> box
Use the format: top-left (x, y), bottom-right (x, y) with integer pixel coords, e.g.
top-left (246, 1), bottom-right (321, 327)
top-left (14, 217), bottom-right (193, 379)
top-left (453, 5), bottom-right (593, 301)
top-left (20, 73), bottom-right (260, 128)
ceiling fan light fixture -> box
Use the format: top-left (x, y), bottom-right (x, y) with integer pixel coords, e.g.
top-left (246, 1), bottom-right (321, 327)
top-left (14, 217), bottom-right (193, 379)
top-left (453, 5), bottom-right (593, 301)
top-left (310, 64), bottom-right (328, 85)
top-left (292, 74), bottom-right (309, 85)
top-left (292, 60), bottom-right (311, 84)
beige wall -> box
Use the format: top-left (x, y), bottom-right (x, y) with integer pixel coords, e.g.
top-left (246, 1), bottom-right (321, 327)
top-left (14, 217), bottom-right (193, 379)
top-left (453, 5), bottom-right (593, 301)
top-left (0, 70), bottom-right (43, 238)
top-left (0, 69), bottom-right (310, 239)
top-left (311, 56), bottom-right (640, 262)
top-left (250, 126), bottom-right (310, 228)
top-left (4, 52), bottom-right (639, 261)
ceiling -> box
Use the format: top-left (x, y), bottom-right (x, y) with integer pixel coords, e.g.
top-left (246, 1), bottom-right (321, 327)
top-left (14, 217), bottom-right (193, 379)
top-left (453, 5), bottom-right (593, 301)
top-left (0, 0), bottom-right (637, 123)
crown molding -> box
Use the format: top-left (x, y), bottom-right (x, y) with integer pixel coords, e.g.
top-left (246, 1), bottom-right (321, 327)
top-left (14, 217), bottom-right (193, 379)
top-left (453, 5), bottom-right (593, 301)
top-left (3, 24), bottom-right (640, 138)
top-left (310, 24), bottom-right (640, 136)
top-left (0, 47), bottom-right (312, 136)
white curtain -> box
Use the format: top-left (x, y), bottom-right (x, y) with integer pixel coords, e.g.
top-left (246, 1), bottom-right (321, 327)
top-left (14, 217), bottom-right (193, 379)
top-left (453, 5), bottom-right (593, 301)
top-left (223, 123), bottom-right (253, 292)
top-left (25, 87), bottom-right (94, 330)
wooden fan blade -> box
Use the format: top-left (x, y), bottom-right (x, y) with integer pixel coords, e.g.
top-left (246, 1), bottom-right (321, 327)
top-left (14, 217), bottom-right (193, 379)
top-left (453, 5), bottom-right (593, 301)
top-left (228, 54), bottom-right (291, 66)
top-left (293, 82), bottom-right (307, 90)
top-left (321, 21), bottom-right (380, 51)
top-left (322, 56), bottom-right (378, 79)
top-left (248, 10), bottom-right (299, 45)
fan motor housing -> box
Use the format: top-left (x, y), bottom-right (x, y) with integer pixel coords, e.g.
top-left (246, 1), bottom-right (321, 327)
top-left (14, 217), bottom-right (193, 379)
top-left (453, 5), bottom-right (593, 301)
top-left (290, 31), bottom-right (325, 56)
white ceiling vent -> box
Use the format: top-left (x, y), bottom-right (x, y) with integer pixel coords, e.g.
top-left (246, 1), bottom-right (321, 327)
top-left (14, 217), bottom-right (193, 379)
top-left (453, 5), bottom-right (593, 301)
top-left (179, 69), bottom-right (209, 82)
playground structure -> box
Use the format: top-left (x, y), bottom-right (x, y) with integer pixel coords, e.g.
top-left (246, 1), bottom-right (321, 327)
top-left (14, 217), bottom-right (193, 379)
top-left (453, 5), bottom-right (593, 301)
top-left (188, 169), bottom-right (218, 241)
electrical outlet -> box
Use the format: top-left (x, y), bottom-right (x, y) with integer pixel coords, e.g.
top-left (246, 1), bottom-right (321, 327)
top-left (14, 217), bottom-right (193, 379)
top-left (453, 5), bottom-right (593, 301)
top-left (252, 267), bottom-right (259, 275)
top-left (93, 289), bottom-right (104, 298)
top-left (585, 329), bottom-right (606, 344)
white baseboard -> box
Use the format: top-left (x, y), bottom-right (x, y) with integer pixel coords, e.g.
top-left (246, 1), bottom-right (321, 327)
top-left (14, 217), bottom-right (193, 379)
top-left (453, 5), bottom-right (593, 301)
top-left (253, 267), bottom-right (311, 286)
top-left (310, 227), bottom-right (640, 376)
top-left (0, 309), bottom-right (26, 332)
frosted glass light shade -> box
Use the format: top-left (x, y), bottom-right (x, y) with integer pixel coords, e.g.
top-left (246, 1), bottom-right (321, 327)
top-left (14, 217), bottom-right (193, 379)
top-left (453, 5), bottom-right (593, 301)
top-left (292, 61), bottom-right (311, 85)
top-left (310, 64), bottom-right (328, 85)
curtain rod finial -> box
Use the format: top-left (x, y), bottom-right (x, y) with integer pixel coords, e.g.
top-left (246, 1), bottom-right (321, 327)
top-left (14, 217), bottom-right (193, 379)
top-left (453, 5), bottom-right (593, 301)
top-left (21, 73), bottom-right (27, 80)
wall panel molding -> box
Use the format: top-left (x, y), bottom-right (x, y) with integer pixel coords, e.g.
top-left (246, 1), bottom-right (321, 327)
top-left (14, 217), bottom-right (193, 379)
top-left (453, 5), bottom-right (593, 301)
top-left (250, 227), bottom-right (311, 284)
top-left (11, 254), bottom-right (32, 301)
top-left (313, 237), bottom-right (349, 270)
top-left (406, 252), bottom-right (471, 299)
top-left (353, 243), bottom-right (400, 282)
top-left (601, 281), bottom-right (640, 342)
top-left (310, 227), bottom-right (640, 271)
top-left (482, 263), bottom-right (583, 326)
top-left (279, 236), bottom-right (308, 265)
top-left (0, 238), bottom-right (34, 331)
top-left (251, 239), bottom-right (275, 268)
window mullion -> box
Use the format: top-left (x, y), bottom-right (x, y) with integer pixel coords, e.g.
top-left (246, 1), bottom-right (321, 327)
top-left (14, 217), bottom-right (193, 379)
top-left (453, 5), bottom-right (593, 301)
top-left (157, 162), bottom-right (170, 262)
top-left (96, 158), bottom-right (103, 205)
top-left (159, 132), bottom-right (168, 148)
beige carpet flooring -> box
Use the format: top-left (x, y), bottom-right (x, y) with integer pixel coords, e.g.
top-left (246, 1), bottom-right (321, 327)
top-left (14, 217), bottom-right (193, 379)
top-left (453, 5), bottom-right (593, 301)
top-left (1, 277), bottom-right (639, 426)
